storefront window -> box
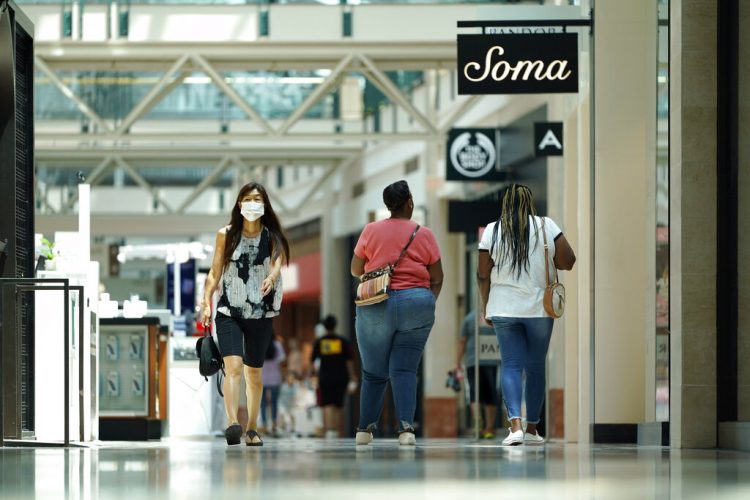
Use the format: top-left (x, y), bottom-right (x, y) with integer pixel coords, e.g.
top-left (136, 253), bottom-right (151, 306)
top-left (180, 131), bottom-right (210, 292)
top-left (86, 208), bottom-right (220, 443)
top-left (655, 0), bottom-right (669, 422)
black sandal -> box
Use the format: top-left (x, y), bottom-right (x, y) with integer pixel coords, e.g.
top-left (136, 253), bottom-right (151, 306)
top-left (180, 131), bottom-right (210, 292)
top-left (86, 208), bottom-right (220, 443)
top-left (245, 430), bottom-right (264, 447)
top-left (225, 423), bottom-right (243, 446)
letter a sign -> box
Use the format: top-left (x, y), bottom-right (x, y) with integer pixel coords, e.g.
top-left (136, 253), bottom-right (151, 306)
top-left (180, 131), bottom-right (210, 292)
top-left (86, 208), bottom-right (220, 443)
top-left (534, 122), bottom-right (564, 156)
top-left (457, 33), bottom-right (578, 94)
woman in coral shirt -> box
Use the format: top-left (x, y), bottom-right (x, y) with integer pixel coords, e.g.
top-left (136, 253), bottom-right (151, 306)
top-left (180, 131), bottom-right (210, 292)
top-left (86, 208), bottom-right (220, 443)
top-left (350, 180), bottom-right (443, 447)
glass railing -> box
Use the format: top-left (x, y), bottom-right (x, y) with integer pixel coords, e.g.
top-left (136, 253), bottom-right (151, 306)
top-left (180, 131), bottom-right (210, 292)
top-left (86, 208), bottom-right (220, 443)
top-left (35, 70), bottom-right (423, 122)
top-left (17, 0), bottom-right (539, 5)
top-left (35, 70), bottom-right (342, 121)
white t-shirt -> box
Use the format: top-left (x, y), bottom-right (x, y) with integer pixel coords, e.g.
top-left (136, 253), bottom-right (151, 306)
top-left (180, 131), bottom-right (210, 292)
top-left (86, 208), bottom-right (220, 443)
top-left (478, 215), bottom-right (562, 318)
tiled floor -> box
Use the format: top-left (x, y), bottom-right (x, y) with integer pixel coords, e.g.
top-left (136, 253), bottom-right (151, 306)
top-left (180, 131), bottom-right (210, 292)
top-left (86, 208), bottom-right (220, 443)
top-left (1, 438), bottom-right (750, 499)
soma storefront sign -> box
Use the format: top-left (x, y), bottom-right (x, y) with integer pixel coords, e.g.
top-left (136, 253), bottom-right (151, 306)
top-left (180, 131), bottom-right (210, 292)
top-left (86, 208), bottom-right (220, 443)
top-left (457, 33), bottom-right (579, 94)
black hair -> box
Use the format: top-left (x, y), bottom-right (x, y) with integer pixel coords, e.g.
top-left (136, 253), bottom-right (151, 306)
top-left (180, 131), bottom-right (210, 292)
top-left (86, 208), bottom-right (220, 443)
top-left (382, 180), bottom-right (412, 212)
top-left (222, 181), bottom-right (290, 271)
top-left (322, 315), bottom-right (337, 331)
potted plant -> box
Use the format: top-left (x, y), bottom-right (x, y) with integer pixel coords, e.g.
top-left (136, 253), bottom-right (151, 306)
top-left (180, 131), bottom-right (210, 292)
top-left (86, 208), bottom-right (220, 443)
top-left (40, 237), bottom-right (57, 270)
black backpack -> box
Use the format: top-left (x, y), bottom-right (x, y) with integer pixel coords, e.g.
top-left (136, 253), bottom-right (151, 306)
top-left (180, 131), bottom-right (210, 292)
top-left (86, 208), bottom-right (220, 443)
top-left (196, 332), bottom-right (225, 397)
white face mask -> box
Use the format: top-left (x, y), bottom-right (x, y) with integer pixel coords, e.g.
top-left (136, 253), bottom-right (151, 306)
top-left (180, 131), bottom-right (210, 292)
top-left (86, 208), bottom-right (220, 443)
top-left (240, 201), bottom-right (264, 221)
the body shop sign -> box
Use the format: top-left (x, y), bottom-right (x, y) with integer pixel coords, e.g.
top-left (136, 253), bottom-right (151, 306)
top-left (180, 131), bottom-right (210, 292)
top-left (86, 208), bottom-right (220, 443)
top-left (446, 128), bottom-right (504, 181)
top-left (458, 33), bottom-right (578, 94)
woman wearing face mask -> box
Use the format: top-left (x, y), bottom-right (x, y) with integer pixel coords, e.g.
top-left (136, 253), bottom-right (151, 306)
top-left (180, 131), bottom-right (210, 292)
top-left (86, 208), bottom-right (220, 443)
top-left (200, 182), bottom-right (289, 446)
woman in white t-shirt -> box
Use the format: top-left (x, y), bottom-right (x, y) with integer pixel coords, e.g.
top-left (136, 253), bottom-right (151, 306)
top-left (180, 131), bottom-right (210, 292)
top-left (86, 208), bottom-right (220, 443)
top-left (477, 184), bottom-right (576, 446)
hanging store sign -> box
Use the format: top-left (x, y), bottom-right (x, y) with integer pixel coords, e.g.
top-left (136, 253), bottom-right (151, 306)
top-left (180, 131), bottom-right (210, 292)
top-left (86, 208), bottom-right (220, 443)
top-left (446, 128), bottom-right (504, 181)
top-left (457, 33), bottom-right (579, 95)
top-left (534, 122), bottom-right (564, 156)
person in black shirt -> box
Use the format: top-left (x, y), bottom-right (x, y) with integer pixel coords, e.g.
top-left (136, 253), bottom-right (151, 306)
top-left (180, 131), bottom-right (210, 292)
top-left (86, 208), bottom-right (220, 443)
top-left (311, 315), bottom-right (358, 438)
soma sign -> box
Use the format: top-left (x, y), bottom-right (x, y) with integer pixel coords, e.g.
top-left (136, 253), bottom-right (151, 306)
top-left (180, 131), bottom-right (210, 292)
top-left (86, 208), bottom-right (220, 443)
top-left (457, 33), bottom-right (579, 94)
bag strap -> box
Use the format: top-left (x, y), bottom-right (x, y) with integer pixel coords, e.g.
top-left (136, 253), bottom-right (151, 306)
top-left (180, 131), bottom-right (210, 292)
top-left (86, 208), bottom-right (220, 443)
top-left (202, 324), bottom-right (225, 398)
top-left (392, 224), bottom-right (420, 270)
top-left (216, 368), bottom-right (225, 398)
top-left (540, 218), bottom-right (556, 287)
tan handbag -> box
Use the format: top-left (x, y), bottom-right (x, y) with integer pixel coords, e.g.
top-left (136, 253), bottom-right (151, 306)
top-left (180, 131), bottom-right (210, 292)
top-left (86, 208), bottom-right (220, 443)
top-left (355, 225), bottom-right (420, 306)
top-left (541, 218), bottom-right (565, 318)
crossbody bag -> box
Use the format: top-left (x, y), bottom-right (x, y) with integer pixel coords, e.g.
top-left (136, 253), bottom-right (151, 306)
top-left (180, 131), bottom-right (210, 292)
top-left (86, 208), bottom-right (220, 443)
top-left (541, 218), bottom-right (565, 318)
top-left (355, 224), bottom-right (420, 306)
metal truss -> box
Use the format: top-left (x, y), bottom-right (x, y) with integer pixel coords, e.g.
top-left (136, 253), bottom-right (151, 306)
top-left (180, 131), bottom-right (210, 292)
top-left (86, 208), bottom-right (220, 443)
top-left (41, 152), bottom-right (359, 218)
top-left (35, 40), bottom-right (460, 145)
top-left (34, 40), bottom-right (475, 217)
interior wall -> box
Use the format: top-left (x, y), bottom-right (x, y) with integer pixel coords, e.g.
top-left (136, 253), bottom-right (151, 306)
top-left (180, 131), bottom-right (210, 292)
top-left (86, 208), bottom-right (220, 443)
top-left (737, 0), bottom-right (750, 421)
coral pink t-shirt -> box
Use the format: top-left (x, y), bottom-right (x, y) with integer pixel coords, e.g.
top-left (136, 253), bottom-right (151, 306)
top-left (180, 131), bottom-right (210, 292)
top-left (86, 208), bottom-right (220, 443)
top-left (354, 218), bottom-right (441, 290)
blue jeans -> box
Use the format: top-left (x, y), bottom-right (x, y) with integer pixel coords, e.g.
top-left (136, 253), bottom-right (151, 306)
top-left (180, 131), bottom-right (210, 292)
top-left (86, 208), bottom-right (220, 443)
top-left (491, 316), bottom-right (554, 424)
top-left (356, 288), bottom-right (436, 433)
top-left (261, 385), bottom-right (280, 426)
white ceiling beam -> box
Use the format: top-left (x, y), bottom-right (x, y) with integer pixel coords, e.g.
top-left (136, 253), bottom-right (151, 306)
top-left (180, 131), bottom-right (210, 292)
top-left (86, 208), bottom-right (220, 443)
top-left (113, 54), bottom-right (190, 137)
top-left (113, 156), bottom-right (175, 213)
top-left (176, 156), bottom-right (233, 214)
top-left (37, 186), bottom-right (58, 215)
top-left (190, 53), bottom-right (274, 134)
top-left (36, 146), bottom-right (360, 161)
top-left (230, 157), bottom-right (291, 214)
top-left (62, 155), bottom-right (114, 212)
top-left (289, 154), bottom-right (359, 214)
top-left (38, 158), bottom-right (339, 169)
top-left (35, 41), bottom-right (456, 72)
top-left (35, 132), bottom-right (437, 144)
top-left (438, 95), bottom-right (482, 134)
top-left (34, 56), bottom-right (112, 134)
top-left (276, 54), bottom-right (354, 136)
top-left (357, 54), bottom-right (438, 135)
top-left (84, 155), bottom-right (116, 186)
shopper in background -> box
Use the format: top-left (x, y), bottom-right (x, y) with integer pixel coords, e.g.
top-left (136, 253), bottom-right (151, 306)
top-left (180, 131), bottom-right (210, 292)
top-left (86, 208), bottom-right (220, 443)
top-left (260, 334), bottom-right (286, 437)
top-left (350, 180), bottom-right (443, 446)
top-left (311, 315), bottom-right (357, 438)
top-left (477, 184), bottom-right (575, 446)
top-left (456, 309), bottom-right (501, 439)
top-left (201, 181), bottom-right (290, 447)
top-left (278, 371), bottom-right (299, 436)
top-left (286, 338), bottom-right (303, 379)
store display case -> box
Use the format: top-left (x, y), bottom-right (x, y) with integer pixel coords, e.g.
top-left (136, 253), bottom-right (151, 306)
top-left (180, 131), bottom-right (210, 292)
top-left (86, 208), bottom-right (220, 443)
top-left (99, 318), bottom-right (167, 440)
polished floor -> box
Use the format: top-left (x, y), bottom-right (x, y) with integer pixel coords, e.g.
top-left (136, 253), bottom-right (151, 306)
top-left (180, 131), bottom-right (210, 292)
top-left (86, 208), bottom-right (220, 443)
top-left (1, 437), bottom-right (750, 499)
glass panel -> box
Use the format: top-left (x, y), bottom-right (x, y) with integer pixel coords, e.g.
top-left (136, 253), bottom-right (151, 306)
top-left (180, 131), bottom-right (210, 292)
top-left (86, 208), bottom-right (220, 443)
top-left (35, 70), bottom-right (426, 124)
top-left (655, 0), bottom-right (670, 422)
top-left (99, 325), bottom-right (149, 416)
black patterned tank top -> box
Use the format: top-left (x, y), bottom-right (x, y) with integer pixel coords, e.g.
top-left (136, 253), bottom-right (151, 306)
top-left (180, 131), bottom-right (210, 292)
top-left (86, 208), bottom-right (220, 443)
top-left (217, 227), bottom-right (282, 319)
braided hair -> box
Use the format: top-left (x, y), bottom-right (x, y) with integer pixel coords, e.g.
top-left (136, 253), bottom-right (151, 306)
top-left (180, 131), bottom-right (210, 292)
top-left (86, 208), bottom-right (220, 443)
top-left (490, 184), bottom-right (540, 280)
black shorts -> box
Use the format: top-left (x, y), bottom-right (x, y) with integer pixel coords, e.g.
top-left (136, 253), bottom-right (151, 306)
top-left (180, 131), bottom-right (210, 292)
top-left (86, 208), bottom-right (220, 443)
top-left (466, 365), bottom-right (499, 405)
top-left (319, 376), bottom-right (348, 408)
top-left (215, 314), bottom-right (274, 368)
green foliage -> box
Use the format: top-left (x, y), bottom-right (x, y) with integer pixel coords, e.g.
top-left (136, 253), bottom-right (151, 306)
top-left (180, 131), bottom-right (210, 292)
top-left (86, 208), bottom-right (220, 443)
top-left (40, 238), bottom-right (56, 260)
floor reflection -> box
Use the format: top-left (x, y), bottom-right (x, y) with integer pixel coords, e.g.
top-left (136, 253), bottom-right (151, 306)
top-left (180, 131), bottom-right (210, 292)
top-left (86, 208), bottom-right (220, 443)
top-left (1, 439), bottom-right (749, 499)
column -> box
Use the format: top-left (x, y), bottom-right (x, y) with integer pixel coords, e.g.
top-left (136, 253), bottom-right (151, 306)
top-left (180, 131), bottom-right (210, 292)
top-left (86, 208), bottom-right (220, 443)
top-left (593, 0), bottom-right (657, 434)
top-left (670, 0), bottom-right (718, 448)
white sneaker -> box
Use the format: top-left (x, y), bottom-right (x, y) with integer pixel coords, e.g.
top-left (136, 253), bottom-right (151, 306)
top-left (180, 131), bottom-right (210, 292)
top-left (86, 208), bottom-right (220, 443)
top-left (501, 428), bottom-right (524, 446)
top-left (355, 431), bottom-right (373, 445)
top-left (523, 431), bottom-right (545, 445)
top-left (398, 432), bottom-right (416, 446)
top-left (325, 430), bottom-right (339, 439)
